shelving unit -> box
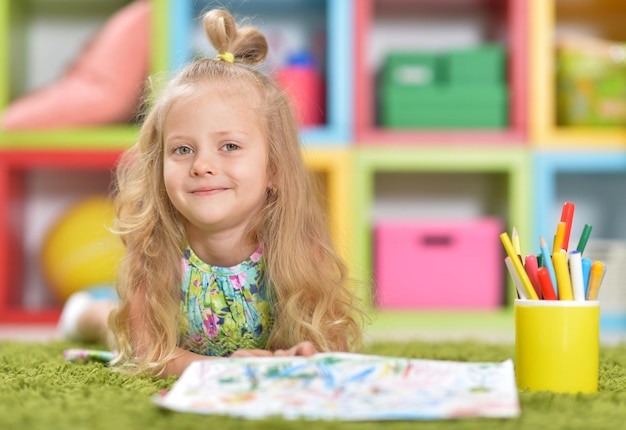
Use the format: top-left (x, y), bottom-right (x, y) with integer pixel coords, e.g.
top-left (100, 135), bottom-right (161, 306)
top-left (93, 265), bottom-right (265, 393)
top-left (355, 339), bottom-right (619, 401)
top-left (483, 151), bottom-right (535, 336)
top-left (0, 1), bottom-right (624, 332)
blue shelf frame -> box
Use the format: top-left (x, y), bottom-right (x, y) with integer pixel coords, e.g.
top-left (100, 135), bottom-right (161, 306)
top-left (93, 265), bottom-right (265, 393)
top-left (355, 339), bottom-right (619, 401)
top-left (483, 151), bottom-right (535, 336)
top-left (167, 0), bottom-right (353, 146)
top-left (533, 150), bottom-right (626, 332)
top-left (533, 150), bottom-right (626, 242)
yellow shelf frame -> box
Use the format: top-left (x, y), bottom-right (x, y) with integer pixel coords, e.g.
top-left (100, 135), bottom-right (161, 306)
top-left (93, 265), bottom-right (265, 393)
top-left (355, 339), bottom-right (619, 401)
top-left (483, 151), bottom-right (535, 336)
top-left (302, 147), bottom-right (354, 269)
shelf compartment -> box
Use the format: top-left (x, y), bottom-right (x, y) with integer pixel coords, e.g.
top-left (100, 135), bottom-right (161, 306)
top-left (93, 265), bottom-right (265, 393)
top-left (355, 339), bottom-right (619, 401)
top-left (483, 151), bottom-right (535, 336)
top-left (168, 0), bottom-right (353, 146)
top-left (530, 0), bottom-right (626, 147)
top-left (532, 150), bottom-right (626, 329)
top-left (0, 0), bottom-right (168, 147)
top-left (352, 146), bottom-right (531, 311)
top-left (354, 0), bottom-right (527, 145)
top-left (0, 149), bottom-right (121, 323)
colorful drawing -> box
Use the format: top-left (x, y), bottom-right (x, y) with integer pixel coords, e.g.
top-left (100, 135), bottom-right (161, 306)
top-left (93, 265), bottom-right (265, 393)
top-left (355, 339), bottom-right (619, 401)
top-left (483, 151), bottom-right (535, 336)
top-left (154, 353), bottom-right (520, 421)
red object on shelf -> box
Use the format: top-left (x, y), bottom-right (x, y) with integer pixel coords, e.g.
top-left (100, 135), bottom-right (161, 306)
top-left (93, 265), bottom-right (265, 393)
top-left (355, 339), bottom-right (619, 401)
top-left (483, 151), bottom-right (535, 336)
top-left (0, 149), bottom-right (122, 323)
top-left (275, 52), bottom-right (326, 127)
top-left (353, 0), bottom-right (528, 144)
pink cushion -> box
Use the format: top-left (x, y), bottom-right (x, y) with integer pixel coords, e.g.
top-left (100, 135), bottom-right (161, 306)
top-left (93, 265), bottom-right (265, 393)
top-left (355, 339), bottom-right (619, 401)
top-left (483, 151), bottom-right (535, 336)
top-left (1, 0), bottom-right (151, 130)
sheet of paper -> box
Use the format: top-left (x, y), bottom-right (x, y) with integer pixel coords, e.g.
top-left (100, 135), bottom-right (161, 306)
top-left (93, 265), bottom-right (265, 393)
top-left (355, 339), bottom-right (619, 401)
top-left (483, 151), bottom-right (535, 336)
top-left (154, 352), bottom-right (520, 421)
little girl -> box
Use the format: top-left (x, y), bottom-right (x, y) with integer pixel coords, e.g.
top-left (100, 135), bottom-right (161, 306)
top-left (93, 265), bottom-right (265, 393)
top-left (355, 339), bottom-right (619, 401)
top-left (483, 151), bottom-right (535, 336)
top-left (59, 8), bottom-right (365, 377)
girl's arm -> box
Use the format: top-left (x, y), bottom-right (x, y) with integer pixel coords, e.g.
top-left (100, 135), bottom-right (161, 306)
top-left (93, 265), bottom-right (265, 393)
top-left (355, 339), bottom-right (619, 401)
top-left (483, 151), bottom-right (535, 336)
top-left (127, 292), bottom-right (316, 378)
top-left (161, 343), bottom-right (317, 377)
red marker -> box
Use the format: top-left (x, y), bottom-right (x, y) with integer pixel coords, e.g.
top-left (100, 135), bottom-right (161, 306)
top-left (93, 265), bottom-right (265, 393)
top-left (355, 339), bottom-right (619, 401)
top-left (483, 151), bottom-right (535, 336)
top-left (524, 254), bottom-right (542, 299)
top-left (559, 202), bottom-right (575, 251)
top-left (537, 267), bottom-right (557, 300)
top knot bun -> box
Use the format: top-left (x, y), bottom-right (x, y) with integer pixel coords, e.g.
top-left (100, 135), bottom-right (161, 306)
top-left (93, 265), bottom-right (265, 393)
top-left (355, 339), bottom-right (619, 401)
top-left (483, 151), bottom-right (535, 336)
top-left (202, 9), bottom-right (268, 66)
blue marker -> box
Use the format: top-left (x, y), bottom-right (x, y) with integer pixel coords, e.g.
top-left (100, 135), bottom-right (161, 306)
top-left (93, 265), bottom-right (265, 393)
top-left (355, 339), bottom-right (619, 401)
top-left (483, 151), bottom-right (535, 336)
top-left (540, 236), bottom-right (559, 299)
top-left (582, 257), bottom-right (592, 298)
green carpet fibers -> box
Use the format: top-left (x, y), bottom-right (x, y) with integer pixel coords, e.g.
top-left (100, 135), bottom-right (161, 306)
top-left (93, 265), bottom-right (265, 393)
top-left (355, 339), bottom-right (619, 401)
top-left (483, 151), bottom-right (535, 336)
top-left (1, 340), bottom-right (625, 430)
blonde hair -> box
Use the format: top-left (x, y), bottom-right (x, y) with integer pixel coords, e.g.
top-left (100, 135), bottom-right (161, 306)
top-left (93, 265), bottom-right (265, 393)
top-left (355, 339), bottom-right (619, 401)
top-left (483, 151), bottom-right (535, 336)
top-left (110, 9), bottom-right (365, 376)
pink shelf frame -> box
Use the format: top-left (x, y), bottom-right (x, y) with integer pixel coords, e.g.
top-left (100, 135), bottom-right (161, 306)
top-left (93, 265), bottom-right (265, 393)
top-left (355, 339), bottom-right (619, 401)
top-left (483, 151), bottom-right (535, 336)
top-left (0, 149), bottom-right (122, 324)
top-left (354, 0), bottom-right (527, 145)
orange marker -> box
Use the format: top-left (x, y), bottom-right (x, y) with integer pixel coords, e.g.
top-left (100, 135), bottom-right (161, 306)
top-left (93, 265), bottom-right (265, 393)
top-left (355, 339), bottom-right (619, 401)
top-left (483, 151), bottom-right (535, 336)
top-left (537, 267), bottom-right (557, 300)
top-left (587, 261), bottom-right (604, 300)
top-left (553, 221), bottom-right (566, 255)
top-left (559, 202), bottom-right (575, 251)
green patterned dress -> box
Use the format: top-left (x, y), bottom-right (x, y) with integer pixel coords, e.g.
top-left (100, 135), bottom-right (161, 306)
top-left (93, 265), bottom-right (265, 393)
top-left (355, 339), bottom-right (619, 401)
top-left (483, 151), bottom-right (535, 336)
top-left (178, 246), bottom-right (274, 356)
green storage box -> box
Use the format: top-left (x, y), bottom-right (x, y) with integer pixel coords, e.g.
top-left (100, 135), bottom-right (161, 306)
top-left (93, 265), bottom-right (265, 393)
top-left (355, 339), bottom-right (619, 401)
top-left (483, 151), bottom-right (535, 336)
top-left (381, 106), bottom-right (508, 129)
top-left (441, 44), bottom-right (506, 85)
top-left (382, 85), bottom-right (508, 109)
top-left (382, 52), bottom-right (440, 87)
top-left (380, 85), bottom-right (509, 129)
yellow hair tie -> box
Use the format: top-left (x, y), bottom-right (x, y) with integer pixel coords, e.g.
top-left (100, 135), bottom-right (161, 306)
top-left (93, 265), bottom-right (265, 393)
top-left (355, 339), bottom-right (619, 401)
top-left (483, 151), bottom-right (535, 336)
top-left (216, 52), bottom-right (235, 64)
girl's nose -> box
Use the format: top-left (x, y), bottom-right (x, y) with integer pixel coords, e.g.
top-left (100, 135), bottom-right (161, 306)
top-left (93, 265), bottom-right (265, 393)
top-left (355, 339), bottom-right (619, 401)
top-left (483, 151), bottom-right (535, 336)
top-left (190, 152), bottom-right (216, 176)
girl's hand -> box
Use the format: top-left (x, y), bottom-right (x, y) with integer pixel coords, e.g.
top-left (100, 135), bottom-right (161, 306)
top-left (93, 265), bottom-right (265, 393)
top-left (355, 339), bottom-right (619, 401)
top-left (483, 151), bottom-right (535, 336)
top-left (229, 349), bottom-right (274, 358)
top-left (271, 341), bottom-right (318, 357)
top-left (228, 341), bottom-right (318, 358)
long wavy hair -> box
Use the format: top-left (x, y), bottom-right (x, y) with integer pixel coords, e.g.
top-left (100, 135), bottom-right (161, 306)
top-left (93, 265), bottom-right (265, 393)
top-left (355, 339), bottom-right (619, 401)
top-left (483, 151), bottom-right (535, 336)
top-left (110, 9), bottom-right (365, 376)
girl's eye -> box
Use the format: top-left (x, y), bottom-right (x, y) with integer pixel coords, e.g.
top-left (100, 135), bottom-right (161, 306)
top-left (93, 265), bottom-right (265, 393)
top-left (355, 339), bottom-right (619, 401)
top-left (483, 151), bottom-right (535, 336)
top-left (174, 146), bottom-right (193, 155)
top-left (222, 143), bottom-right (240, 152)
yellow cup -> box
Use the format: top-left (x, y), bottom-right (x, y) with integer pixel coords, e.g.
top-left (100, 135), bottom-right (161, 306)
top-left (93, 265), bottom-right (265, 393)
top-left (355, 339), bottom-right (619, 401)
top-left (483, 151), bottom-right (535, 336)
top-left (514, 298), bottom-right (600, 393)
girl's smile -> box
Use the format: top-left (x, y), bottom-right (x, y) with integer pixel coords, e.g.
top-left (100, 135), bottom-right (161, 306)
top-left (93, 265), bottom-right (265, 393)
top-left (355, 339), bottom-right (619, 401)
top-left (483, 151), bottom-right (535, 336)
top-left (190, 186), bottom-right (229, 196)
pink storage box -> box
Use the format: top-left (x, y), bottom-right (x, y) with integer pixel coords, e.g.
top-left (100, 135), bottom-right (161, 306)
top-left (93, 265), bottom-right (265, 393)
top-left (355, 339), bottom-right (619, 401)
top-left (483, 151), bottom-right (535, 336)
top-left (374, 218), bottom-right (504, 309)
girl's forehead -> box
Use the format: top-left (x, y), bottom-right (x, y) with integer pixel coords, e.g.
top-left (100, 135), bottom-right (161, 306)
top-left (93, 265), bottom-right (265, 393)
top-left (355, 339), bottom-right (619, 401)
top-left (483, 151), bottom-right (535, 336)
top-left (168, 81), bottom-right (264, 115)
top-left (162, 80), bottom-right (266, 133)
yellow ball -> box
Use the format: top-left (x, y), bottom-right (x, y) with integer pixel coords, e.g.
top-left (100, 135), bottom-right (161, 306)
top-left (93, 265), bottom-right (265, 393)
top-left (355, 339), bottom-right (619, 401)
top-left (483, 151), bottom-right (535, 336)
top-left (41, 196), bottom-right (124, 302)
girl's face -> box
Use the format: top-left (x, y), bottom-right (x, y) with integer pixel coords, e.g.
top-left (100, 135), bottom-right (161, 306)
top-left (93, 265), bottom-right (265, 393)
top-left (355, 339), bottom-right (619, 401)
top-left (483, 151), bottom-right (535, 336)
top-left (162, 83), bottom-right (271, 247)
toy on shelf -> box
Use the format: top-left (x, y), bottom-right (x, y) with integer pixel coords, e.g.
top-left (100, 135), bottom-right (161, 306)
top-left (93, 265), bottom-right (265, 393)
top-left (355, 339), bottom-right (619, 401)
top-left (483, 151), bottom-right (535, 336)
top-left (1, 0), bottom-right (151, 130)
top-left (40, 196), bottom-right (124, 303)
top-left (275, 51), bottom-right (326, 127)
top-left (556, 34), bottom-right (626, 127)
top-left (380, 44), bottom-right (508, 129)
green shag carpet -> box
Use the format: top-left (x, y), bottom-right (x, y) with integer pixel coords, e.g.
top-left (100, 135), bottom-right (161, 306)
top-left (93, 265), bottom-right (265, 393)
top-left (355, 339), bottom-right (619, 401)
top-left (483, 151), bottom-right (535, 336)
top-left (1, 340), bottom-right (625, 430)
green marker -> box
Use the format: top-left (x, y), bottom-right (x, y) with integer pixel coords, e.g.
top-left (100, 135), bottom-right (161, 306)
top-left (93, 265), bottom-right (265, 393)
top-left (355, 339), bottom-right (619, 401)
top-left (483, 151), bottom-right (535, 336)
top-left (576, 224), bottom-right (593, 255)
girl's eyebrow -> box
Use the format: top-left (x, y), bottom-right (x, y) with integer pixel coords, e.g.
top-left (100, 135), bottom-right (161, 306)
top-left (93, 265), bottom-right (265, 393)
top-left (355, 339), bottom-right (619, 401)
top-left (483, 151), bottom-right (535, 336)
top-left (210, 129), bottom-right (251, 138)
top-left (164, 134), bottom-right (189, 140)
top-left (163, 135), bottom-right (193, 148)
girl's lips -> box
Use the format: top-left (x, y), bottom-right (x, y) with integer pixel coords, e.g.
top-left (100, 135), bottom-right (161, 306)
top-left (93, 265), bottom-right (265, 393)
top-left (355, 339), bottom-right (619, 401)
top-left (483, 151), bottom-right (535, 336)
top-left (191, 187), bottom-right (227, 195)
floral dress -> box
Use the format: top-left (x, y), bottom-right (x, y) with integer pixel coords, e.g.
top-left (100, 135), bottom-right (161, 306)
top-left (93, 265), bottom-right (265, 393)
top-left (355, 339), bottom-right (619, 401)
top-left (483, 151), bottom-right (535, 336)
top-left (177, 246), bottom-right (274, 356)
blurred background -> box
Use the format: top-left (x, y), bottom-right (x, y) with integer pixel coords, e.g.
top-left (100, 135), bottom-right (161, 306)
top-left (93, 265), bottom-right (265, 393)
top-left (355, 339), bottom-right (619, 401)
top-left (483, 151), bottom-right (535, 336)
top-left (0, 0), bottom-right (625, 344)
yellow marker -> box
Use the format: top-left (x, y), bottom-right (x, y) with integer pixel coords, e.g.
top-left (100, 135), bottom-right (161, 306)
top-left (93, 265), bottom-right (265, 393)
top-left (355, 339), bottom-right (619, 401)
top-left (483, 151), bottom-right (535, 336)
top-left (500, 232), bottom-right (538, 300)
top-left (553, 221), bottom-right (566, 255)
top-left (587, 261), bottom-right (604, 300)
top-left (552, 250), bottom-right (573, 300)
